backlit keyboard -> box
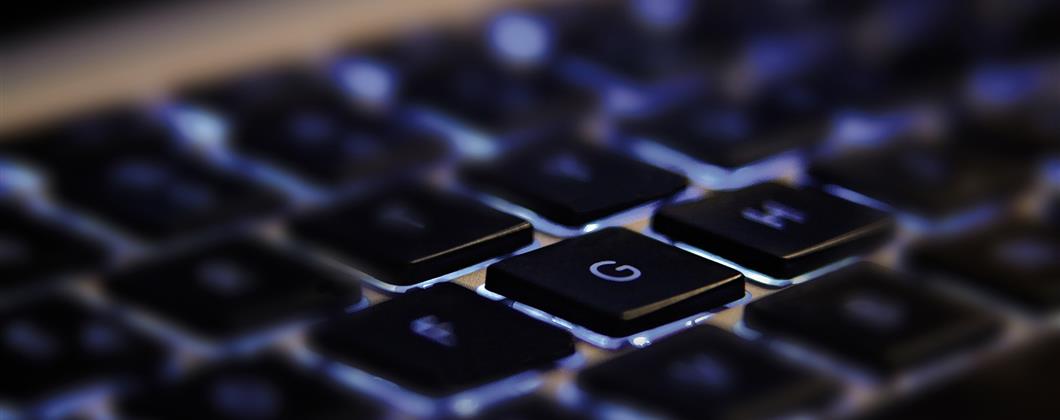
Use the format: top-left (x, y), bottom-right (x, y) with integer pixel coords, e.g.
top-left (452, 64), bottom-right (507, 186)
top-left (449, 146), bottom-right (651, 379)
top-left (2, 0), bottom-right (1059, 419)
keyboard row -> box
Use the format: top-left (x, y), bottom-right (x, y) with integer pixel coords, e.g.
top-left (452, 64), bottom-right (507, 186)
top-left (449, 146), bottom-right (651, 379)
top-left (4, 167), bottom-right (1057, 308)
top-left (3, 257), bottom-right (1054, 419)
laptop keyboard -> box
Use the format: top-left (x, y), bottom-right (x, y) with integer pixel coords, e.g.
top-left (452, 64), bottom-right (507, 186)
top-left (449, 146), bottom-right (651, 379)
top-left (1, 0), bottom-right (1058, 418)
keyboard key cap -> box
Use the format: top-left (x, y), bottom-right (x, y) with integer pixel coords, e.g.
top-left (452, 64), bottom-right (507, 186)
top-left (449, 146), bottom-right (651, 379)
top-left (181, 68), bottom-right (447, 186)
top-left (402, 44), bottom-right (590, 134)
top-left (0, 295), bottom-right (165, 405)
top-left (911, 222), bottom-right (1060, 311)
top-left (291, 186), bottom-right (533, 289)
top-left (60, 158), bottom-right (285, 240)
top-left (485, 227), bottom-right (744, 338)
top-left (578, 326), bottom-right (838, 420)
top-left (619, 98), bottom-right (828, 169)
top-left (309, 283), bottom-right (575, 397)
top-left (809, 144), bottom-right (1032, 218)
top-left (0, 206), bottom-right (107, 293)
top-left (858, 333), bottom-right (1060, 420)
top-left (652, 182), bottom-right (893, 280)
top-left (117, 355), bottom-right (381, 420)
top-left (461, 142), bottom-right (687, 228)
top-left (551, 2), bottom-right (723, 85)
top-left (105, 237), bottom-right (361, 340)
top-left (744, 263), bottom-right (1001, 375)
top-left (2, 110), bottom-right (286, 240)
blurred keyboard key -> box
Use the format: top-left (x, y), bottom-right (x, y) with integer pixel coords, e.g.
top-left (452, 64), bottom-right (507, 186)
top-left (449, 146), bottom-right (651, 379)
top-left (858, 333), bottom-right (1060, 420)
top-left (744, 263), bottom-right (1001, 375)
top-left (653, 182), bottom-right (893, 280)
top-left (551, 1), bottom-right (725, 85)
top-left (579, 326), bottom-right (838, 420)
top-left (911, 223), bottom-right (1060, 311)
top-left (403, 46), bottom-right (589, 134)
top-left (118, 355), bottom-right (380, 420)
top-left (291, 186), bottom-right (533, 288)
top-left (309, 283), bottom-right (575, 397)
top-left (0, 206), bottom-right (107, 293)
top-left (2, 110), bottom-right (286, 240)
top-left (106, 237), bottom-right (361, 340)
top-left (619, 98), bottom-right (827, 169)
top-left (486, 228), bottom-right (744, 338)
top-left (809, 144), bottom-right (1032, 218)
top-left (181, 68), bottom-right (447, 186)
top-left (462, 142), bottom-right (687, 228)
top-left (0, 295), bottom-right (164, 405)
top-left (60, 158), bottom-right (286, 240)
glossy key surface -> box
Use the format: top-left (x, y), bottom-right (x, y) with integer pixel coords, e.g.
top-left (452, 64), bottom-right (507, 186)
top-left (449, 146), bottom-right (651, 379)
top-left (309, 283), bottom-right (575, 396)
top-left (579, 326), bottom-right (838, 420)
top-left (744, 263), bottom-right (1001, 375)
top-left (106, 237), bottom-right (362, 340)
top-left (653, 182), bottom-right (893, 280)
top-left (486, 227), bottom-right (744, 338)
top-left (291, 186), bottom-right (533, 288)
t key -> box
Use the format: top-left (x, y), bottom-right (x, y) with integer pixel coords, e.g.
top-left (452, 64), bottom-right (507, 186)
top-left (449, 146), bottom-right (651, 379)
top-left (485, 227), bottom-right (744, 339)
top-left (291, 186), bottom-right (533, 290)
top-left (653, 182), bottom-right (893, 281)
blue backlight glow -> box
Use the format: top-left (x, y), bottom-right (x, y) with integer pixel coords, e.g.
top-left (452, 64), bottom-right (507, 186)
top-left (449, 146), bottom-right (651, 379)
top-left (488, 13), bottom-right (552, 66)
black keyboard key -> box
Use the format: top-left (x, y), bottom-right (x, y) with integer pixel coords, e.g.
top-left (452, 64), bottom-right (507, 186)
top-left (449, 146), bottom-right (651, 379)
top-left (578, 326), bottom-right (838, 420)
top-left (551, 2), bottom-right (723, 85)
top-left (309, 283), bottom-right (574, 397)
top-left (181, 68), bottom-right (447, 186)
top-left (858, 333), bottom-right (1060, 420)
top-left (404, 48), bottom-right (590, 135)
top-left (0, 295), bottom-right (164, 405)
top-left (461, 142), bottom-right (687, 228)
top-left (0, 206), bottom-right (107, 293)
top-left (744, 263), bottom-right (1001, 375)
top-left (2, 111), bottom-right (286, 240)
top-left (486, 227), bottom-right (744, 338)
top-left (653, 182), bottom-right (893, 280)
top-left (292, 187), bottom-right (533, 289)
top-left (911, 223), bottom-right (1060, 311)
top-left (57, 157), bottom-right (285, 240)
top-left (619, 98), bottom-right (828, 169)
top-left (105, 237), bottom-right (361, 340)
top-left (118, 355), bottom-right (380, 420)
top-left (809, 144), bottom-right (1032, 218)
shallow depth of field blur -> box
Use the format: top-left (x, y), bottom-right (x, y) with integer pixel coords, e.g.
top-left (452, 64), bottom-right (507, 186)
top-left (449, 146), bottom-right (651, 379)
top-left (1, 0), bottom-right (1058, 419)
